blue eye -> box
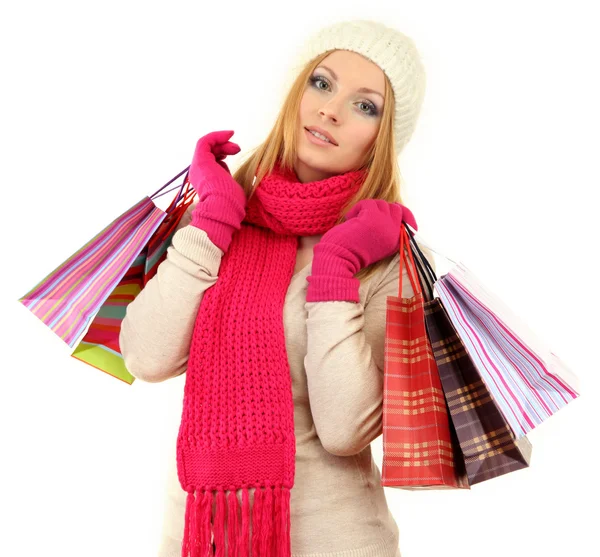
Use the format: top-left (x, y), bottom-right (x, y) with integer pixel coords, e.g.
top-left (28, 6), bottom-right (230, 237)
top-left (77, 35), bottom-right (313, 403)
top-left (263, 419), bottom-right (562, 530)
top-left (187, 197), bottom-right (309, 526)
top-left (308, 75), bottom-right (379, 117)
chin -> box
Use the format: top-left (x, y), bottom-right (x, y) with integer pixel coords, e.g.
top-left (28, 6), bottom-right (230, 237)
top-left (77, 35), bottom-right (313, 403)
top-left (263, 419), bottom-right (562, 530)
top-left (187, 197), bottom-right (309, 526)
top-left (298, 147), bottom-right (340, 170)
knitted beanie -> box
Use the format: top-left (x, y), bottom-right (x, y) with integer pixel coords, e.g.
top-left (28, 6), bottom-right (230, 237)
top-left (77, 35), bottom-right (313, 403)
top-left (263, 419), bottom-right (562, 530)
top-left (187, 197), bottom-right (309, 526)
top-left (281, 19), bottom-right (427, 156)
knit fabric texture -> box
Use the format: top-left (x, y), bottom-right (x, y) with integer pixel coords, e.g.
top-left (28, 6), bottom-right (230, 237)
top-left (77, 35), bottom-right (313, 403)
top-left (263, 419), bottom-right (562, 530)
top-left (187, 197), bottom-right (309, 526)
top-left (176, 160), bottom-right (367, 556)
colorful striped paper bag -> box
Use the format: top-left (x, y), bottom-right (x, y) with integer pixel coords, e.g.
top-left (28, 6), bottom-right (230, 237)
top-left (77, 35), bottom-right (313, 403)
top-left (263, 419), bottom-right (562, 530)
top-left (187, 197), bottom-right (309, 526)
top-left (143, 182), bottom-right (195, 286)
top-left (18, 167), bottom-right (194, 382)
top-left (381, 224), bottom-right (469, 490)
top-left (70, 180), bottom-right (195, 382)
top-left (434, 261), bottom-right (580, 439)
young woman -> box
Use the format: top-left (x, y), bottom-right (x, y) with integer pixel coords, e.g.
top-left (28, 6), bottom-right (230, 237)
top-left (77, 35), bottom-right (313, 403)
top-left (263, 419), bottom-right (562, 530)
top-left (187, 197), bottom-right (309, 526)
top-left (120, 19), bottom-right (435, 557)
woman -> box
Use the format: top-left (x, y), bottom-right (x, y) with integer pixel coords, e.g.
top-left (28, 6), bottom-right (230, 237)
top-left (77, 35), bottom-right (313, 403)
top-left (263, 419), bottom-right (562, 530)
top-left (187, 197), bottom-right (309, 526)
top-left (120, 19), bottom-right (435, 557)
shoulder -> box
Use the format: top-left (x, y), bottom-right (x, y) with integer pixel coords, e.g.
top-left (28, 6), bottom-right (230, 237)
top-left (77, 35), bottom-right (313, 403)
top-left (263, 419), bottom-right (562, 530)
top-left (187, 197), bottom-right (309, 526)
top-left (362, 237), bottom-right (436, 305)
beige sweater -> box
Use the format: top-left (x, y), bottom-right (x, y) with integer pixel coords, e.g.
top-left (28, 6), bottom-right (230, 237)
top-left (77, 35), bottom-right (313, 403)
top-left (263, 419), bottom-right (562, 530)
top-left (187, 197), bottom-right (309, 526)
top-left (120, 201), bottom-right (435, 557)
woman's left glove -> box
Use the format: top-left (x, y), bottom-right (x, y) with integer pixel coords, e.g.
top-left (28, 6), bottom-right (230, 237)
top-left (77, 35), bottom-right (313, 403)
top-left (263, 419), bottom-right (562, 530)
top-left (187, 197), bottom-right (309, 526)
top-left (306, 199), bottom-right (418, 303)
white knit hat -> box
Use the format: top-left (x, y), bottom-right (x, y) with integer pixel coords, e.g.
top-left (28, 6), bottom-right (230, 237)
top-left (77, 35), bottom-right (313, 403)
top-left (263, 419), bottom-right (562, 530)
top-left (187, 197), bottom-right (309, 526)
top-left (282, 19), bottom-right (427, 156)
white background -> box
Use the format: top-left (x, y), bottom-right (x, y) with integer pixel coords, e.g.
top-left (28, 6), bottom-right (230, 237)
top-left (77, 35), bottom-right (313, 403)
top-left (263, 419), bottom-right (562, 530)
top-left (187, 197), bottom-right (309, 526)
top-left (2, 1), bottom-right (598, 556)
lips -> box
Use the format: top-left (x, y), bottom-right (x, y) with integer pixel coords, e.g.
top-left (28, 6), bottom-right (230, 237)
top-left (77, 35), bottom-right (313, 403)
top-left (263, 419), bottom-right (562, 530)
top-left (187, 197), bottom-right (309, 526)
top-left (305, 127), bottom-right (338, 146)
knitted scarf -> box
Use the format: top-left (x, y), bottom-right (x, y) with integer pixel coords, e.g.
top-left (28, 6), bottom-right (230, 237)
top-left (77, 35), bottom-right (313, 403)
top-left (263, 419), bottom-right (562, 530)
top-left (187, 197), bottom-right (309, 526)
top-left (176, 159), bottom-right (368, 556)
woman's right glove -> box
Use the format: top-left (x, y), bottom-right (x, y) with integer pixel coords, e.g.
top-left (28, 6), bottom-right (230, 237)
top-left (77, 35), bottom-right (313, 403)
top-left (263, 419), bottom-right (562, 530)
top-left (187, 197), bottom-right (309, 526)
top-left (188, 130), bottom-right (247, 252)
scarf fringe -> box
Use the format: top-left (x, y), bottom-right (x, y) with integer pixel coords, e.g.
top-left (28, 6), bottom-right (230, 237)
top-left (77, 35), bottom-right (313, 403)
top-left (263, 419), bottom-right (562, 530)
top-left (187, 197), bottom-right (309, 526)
top-left (181, 484), bottom-right (291, 556)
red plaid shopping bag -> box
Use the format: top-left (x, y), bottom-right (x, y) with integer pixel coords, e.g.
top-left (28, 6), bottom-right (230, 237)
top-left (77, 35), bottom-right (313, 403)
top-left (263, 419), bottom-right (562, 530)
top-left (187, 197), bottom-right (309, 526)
top-left (381, 224), bottom-right (469, 490)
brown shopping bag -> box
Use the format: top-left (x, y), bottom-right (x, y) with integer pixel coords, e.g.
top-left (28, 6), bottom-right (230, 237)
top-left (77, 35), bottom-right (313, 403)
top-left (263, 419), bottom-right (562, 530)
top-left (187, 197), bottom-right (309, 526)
top-left (381, 223), bottom-right (469, 490)
top-left (406, 226), bottom-right (533, 485)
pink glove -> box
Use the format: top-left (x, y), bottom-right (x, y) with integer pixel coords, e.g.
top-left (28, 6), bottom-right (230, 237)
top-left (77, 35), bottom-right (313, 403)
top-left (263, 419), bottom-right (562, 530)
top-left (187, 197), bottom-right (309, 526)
top-left (306, 199), bottom-right (418, 303)
top-left (188, 130), bottom-right (247, 252)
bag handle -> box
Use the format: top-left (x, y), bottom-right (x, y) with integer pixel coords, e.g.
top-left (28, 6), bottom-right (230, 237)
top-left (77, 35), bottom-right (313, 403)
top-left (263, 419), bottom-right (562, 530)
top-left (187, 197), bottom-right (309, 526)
top-left (149, 166), bottom-right (191, 201)
top-left (398, 223), bottom-right (441, 301)
top-left (398, 224), bottom-right (423, 299)
top-left (405, 224), bottom-right (438, 300)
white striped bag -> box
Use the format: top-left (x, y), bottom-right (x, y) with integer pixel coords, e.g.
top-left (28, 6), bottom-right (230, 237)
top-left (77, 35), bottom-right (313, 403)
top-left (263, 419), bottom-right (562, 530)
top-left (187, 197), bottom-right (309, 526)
top-left (434, 262), bottom-right (580, 439)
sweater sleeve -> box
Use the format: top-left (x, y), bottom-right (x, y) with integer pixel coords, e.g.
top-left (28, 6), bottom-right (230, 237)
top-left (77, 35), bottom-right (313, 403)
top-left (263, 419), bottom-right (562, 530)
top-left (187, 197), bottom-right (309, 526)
top-left (304, 242), bottom-right (436, 457)
top-left (119, 202), bottom-right (224, 383)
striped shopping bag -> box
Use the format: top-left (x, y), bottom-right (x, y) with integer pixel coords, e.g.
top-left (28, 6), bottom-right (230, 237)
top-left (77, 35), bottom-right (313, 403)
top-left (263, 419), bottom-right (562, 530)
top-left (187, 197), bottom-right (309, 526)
top-left (69, 179), bottom-right (195, 382)
top-left (18, 167), bottom-right (195, 383)
top-left (431, 255), bottom-right (580, 440)
top-left (406, 229), bottom-right (533, 485)
top-left (143, 181), bottom-right (195, 286)
top-left (381, 224), bottom-right (469, 490)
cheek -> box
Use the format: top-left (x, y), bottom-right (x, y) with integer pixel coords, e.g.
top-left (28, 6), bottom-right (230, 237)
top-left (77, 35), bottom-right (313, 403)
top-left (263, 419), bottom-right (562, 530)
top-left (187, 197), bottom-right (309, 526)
top-left (299, 90), bottom-right (317, 116)
top-left (298, 96), bottom-right (307, 117)
top-left (298, 100), bottom-right (310, 126)
top-left (346, 121), bottom-right (378, 152)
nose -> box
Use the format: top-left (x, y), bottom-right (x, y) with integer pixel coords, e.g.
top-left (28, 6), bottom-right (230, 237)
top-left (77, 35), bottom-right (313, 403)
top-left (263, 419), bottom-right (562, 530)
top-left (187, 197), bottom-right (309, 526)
top-left (319, 107), bottom-right (338, 122)
top-left (318, 97), bottom-right (342, 123)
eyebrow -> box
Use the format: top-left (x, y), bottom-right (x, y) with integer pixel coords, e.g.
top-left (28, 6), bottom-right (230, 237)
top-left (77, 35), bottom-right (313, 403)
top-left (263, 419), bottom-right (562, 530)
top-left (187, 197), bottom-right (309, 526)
top-left (317, 65), bottom-right (384, 100)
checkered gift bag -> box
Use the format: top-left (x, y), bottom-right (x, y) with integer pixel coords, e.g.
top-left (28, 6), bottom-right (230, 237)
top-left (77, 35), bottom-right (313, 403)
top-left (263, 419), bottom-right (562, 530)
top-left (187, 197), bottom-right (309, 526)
top-left (381, 223), bottom-right (469, 490)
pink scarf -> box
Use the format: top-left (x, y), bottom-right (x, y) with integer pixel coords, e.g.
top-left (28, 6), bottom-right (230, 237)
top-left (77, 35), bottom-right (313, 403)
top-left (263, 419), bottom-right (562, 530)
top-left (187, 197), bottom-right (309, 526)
top-left (177, 160), bottom-right (368, 556)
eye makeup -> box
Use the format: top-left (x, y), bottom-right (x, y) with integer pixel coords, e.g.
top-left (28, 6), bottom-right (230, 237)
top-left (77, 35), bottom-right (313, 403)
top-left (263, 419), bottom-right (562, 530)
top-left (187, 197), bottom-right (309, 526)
top-left (308, 74), bottom-right (381, 117)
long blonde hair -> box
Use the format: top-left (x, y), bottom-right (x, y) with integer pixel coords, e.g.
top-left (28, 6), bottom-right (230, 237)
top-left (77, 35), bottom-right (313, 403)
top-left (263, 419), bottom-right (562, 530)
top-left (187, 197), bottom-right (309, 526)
top-left (232, 49), bottom-right (408, 283)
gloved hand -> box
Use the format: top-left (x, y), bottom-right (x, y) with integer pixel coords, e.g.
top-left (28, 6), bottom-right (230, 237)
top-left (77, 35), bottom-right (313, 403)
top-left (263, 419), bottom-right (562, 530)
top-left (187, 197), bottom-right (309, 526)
top-left (306, 199), bottom-right (418, 303)
top-left (188, 130), bottom-right (247, 252)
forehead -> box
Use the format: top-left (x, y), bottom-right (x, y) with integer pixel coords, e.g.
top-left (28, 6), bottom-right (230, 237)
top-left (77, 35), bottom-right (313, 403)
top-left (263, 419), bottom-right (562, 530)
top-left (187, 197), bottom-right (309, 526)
top-left (318, 49), bottom-right (385, 90)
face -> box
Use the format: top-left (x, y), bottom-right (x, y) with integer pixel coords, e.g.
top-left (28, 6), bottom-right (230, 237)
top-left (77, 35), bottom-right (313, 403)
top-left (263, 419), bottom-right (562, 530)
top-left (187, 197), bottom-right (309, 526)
top-left (294, 49), bottom-right (385, 183)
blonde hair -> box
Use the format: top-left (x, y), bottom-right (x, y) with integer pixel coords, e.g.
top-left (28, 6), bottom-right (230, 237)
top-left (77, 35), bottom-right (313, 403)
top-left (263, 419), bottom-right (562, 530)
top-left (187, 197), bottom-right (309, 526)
top-left (232, 49), bottom-right (408, 283)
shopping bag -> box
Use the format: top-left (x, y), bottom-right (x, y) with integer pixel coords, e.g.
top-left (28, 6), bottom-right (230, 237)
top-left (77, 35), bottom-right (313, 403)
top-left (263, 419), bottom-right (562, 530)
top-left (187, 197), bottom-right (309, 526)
top-left (381, 224), bottom-right (469, 490)
top-left (143, 180), bottom-right (195, 286)
top-left (18, 166), bottom-right (195, 382)
top-left (431, 254), bottom-right (580, 439)
top-left (69, 178), bottom-right (195, 383)
top-left (407, 228), bottom-right (533, 485)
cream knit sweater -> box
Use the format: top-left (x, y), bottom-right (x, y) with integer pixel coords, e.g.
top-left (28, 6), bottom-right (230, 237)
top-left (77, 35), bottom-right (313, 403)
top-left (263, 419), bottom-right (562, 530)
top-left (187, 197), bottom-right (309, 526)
top-left (120, 201), bottom-right (434, 557)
